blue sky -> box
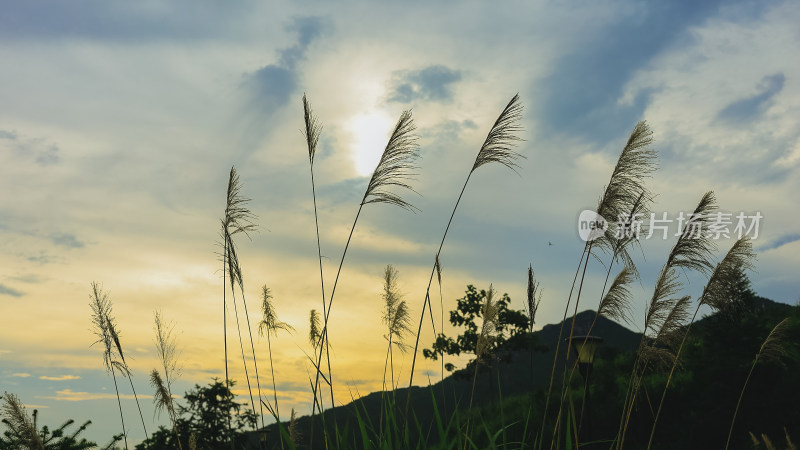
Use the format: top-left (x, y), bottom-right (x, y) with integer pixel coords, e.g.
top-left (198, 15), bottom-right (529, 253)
top-left (1, 0), bottom-right (799, 445)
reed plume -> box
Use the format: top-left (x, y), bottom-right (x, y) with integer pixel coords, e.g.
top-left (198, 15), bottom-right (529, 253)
top-left (288, 408), bottom-right (300, 448)
top-left (1, 392), bottom-right (43, 449)
top-left (89, 282), bottom-right (128, 450)
top-left (303, 94), bottom-right (322, 165)
top-left (407, 94), bottom-right (523, 407)
top-left (258, 285), bottom-right (295, 421)
top-left (381, 265), bottom-right (413, 389)
top-left (150, 369), bottom-right (183, 449)
top-left (361, 110), bottom-right (420, 210)
top-left (153, 311), bottom-right (181, 406)
top-left (526, 265), bottom-right (542, 333)
top-left (471, 96), bottom-right (524, 172)
top-left (726, 317), bottom-right (792, 449)
top-left (597, 267), bottom-right (635, 325)
top-left (475, 286), bottom-right (500, 361)
top-left (309, 309), bottom-right (321, 350)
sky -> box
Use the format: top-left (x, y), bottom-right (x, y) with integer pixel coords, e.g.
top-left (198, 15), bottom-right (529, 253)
top-left (1, 0), bottom-right (799, 445)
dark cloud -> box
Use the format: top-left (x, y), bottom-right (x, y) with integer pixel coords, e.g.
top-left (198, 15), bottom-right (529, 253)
top-left (50, 233), bottom-right (85, 249)
top-left (247, 65), bottom-right (296, 114)
top-left (26, 251), bottom-right (52, 265)
top-left (10, 274), bottom-right (45, 284)
top-left (716, 73), bottom-right (785, 124)
top-left (532, 0), bottom-right (768, 144)
top-left (388, 65), bottom-right (463, 103)
top-left (757, 233), bottom-right (800, 252)
top-left (244, 16), bottom-right (327, 115)
top-left (0, 284), bottom-right (23, 298)
top-left (0, 129), bottom-right (18, 139)
top-left (279, 16), bottom-right (326, 68)
top-left (0, 1), bottom-right (251, 41)
top-left (0, 129), bottom-right (60, 166)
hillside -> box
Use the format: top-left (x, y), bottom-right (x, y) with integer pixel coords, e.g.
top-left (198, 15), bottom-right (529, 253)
top-left (255, 296), bottom-right (799, 449)
top-left (256, 310), bottom-right (642, 449)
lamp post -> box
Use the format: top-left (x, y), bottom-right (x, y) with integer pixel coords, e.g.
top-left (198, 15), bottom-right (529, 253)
top-left (568, 335), bottom-right (603, 448)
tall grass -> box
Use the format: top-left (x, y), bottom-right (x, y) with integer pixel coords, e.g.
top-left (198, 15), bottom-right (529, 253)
top-left (407, 94), bottom-right (524, 410)
top-left (151, 310), bottom-right (182, 449)
top-left (379, 265), bottom-right (412, 442)
top-left (310, 108), bottom-right (420, 419)
top-left (78, 95), bottom-right (784, 450)
top-left (726, 317), bottom-right (792, 450)
top-left (646, 237), bottom-right (755, 449)
top-left (258, 285), bottom-right (295, 422)
top-left (220, 166), bottom-right (257, 447)
top-left (614, 191), bottom-right (718, 449)
top-left (89, 282), bottom-right (129, 450)
top-left (544, 122), bottom-right (655, 449)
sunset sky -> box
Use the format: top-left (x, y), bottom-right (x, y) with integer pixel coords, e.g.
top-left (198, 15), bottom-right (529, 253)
top-left (2, 0), bottom-right (799, 445)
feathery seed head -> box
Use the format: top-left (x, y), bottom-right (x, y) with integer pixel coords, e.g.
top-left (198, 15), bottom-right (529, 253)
top-left (362, 110), bottom-right (421, 211)
top-left (309, 309), bottom-right (321, 349)
top-left (598, 267), bottom-right (635, 325)
top-left (472, 94), bottom-right (524, 173)
top-left (258, 285), bottom-right (295, 337)
top-left (303, 94), bottom-right (322, 165)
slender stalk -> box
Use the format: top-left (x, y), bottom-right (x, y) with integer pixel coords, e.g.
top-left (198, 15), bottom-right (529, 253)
top-left (725, 361), bottom-right (757, 450)
top-left (110, 367), bottom-right (129, 450)
top-left (549, 241), bottom-right (594, 449)
top-left (230, 286), bottom-right (259, 429)
top-left (222, 234), bottom-right (232, 449)
top-left (237, 285), bottom-right (267, 440)
top-left (537, 244), bottom-right (588, 448)
top-left (645, 306), bottom-right (698, 449)
top-left (463, 361), bottom-right (481, 450)
top-left (125, 376), bottom-right (148, 438)
top-left (549, 255), bottom-right (613, 447)
top-left (311, 204), bottom-right (363, 414)
top-left (407, 172), bottom-right (472, 400)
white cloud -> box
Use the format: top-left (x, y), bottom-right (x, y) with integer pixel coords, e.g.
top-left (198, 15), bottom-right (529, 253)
top-left (39, 389), bottom-right (137, 402)
top-left (39, 375), bottom-right (81, 381)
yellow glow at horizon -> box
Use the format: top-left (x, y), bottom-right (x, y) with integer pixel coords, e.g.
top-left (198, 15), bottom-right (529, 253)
top-left (349, 112), bottom-right (394, 176)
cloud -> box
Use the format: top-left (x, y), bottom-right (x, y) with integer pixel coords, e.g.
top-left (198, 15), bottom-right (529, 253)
top-left (39, 389), bottom-right (137, 402)
top-left (9, 273), bottom-right (45, 284)
top-left (0, 283), bottom-right (24, 297)
top-left (244, 16), bottom-right (327, 115)
top-left (757, 233), bottom-right (800, 252)
top-left (26, 251), bottom-right (53, 265)
top-left (716, 73), bottom-right (785, 123)
top-left (388, 65), bottom-right (463, 103)
top-left (12, 372), bottom-right (31, 378)
top-left (50, 232), bottom-right (85, 249)
top-left (534, 0), bottom-right (735, 143)
top-left (39, 375), bottom-right (81, 381)
top-left (0, 1), bottom-right (250, 41)
top-left (0, 129), bottom-right (60, 166)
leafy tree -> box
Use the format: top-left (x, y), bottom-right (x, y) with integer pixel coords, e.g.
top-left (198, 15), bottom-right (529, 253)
top-left (423, 285), bottom-right (529, 371)
top-left (135, 379), bottom-right (258, 450)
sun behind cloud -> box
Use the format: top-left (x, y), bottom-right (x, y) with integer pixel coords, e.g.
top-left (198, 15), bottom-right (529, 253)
top-left (349, 111), bottom-right (395, 176)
